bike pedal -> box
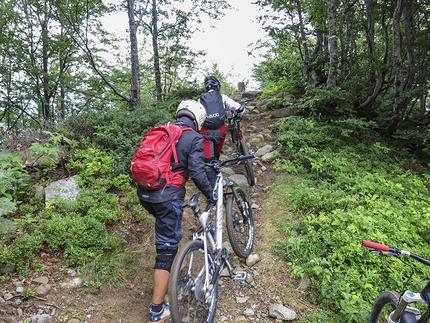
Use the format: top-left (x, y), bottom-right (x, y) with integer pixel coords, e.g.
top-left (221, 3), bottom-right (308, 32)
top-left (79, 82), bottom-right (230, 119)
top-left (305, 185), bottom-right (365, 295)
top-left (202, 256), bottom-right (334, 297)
top-left (233, 272), bottom-right (247, 282)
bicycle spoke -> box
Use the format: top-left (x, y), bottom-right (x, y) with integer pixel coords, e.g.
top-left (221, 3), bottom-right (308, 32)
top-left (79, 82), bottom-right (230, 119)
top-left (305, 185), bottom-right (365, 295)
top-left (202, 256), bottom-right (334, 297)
top-left (226, 188), bottom-right (254, 258)
top-left (169, 241), bottom-right (218, 323)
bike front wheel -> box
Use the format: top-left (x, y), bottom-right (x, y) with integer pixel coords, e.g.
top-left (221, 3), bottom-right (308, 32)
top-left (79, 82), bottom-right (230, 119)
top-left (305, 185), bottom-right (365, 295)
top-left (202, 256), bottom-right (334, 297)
top-left (368, 291), bottom-right (400, 323)
top-left (226, 187), bottom-right (254, 258)
top-left (239, 138), bottom-right (256, 186)
top-left (168, 240), bottom-right (219, 323)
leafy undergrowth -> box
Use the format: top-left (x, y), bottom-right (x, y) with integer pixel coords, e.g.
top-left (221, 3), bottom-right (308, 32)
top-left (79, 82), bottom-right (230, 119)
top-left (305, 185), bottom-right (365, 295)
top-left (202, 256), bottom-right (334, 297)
top-left (268, 117), bottom-right (430, 322)
top-left (2, 114), bottom-right (430, 323)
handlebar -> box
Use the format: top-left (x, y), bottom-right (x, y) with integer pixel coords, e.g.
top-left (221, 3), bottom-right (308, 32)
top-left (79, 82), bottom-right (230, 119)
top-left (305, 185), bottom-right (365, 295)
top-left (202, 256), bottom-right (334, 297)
top-left (362, 239), bottom-right (430, 266)
top-left (229, 99), bottom-right (254, 121)
top-left (239, 99), bottom-right (254, 105)
top-left (205, 155), bottom-right (254, 171)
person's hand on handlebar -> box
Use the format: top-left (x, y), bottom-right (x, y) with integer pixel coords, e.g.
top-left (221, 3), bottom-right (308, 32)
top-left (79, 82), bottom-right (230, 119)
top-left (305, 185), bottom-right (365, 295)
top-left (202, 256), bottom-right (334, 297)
top-left (236, 105), bottom-right (245, 118)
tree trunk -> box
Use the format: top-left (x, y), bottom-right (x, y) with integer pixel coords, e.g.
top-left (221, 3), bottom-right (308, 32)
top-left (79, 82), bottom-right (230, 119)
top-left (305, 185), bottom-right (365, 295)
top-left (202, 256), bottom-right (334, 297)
top-left (42, 18), bottom-right (51, 130)
top-left (127, 0), bottom-right (141, 110)
top-left (295, 0), bottom-right (310, 83)
top-left (387, 0), bottom-right (415, 136)
top-left (151, 0), bottom-right (163, 102)
top-left (326, 0), bottom-right (338, 88)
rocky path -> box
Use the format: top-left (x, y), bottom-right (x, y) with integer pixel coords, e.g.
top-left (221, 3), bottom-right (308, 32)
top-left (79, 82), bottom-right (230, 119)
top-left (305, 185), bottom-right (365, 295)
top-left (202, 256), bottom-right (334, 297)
top-left (0, 93), bottom-right (309, 323)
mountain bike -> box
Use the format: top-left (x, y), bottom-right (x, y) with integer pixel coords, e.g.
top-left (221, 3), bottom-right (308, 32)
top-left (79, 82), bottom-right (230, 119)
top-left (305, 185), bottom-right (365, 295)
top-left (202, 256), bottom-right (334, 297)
top-left (362, 239), bottom-right (430, 323)
top-left (227, 99), bottom-right (256, 186)
top-left (168, 154), bottom-right (255, 323)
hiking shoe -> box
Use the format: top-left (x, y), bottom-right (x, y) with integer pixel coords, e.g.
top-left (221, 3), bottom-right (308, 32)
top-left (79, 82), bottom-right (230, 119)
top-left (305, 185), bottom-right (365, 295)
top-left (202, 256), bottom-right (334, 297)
top-left (148, 302), bottom-right (170, 323)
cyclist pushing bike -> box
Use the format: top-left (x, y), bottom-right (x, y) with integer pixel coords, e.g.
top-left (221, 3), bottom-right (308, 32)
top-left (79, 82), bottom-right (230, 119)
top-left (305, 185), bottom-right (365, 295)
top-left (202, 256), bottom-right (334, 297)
top-left (199, 76), bottom-right (245, 186)
top-left (136, 100), bottom-right (214, 323)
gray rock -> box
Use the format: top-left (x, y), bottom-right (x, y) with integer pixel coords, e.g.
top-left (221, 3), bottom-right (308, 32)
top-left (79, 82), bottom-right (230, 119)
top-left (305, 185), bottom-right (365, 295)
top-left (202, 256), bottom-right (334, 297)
top-left (262, 151), bottom-right (275, 162)
top-left (269, 303), bottom-right (297, 321)
top-left (227, 174), bottom-right (249, 189)
top-left (255, 145), bottom-right (273, 158)
top-left (299, 276), bottom-right (311, 292)
top-left (35, 284), bottom-right (51, 297)
top-left (246, 254), bottom-right (260, 267)
top-left (26, 314), bottom-right (54, 323)
top-left (44, 175), bottom-right (80, 202)
top-left (244, 308), bottom-right (255, 316)
top-left (236, 296), bottom-right (248, 303)
top-left (32, 277), bottom-right (49, 284)
top-left (34, 186), bottom-right (45, 199)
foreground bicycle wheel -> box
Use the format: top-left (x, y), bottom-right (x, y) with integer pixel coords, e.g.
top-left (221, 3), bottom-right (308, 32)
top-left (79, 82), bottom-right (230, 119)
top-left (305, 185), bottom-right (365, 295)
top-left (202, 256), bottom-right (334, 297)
top-left (368, 291), bottom-right (400, 323)
top-left (168, 240), bottom-right (218, 323)
top-left (226, 187), bottom-right (254, 258)
top-left (239, 138), bottom-right (256, 186)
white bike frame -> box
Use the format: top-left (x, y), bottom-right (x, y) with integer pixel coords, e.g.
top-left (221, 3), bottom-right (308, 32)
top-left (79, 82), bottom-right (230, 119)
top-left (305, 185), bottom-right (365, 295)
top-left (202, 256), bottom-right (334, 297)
top-left (191, 171), bottom-right (225, 290)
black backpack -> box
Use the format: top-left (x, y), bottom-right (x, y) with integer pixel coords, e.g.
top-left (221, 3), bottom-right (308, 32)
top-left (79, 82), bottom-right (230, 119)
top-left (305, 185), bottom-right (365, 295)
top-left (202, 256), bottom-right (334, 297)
top-left (200, 91), bottom-right (225, 129)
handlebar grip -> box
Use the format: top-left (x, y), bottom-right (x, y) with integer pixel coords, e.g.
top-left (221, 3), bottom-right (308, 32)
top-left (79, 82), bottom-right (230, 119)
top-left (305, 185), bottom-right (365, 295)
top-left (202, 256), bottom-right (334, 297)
top-left (362, 240), bottom-right (390, 251)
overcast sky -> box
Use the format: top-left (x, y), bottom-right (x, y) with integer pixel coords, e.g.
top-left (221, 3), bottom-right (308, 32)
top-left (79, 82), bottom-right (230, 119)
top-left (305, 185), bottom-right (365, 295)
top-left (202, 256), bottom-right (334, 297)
top-left (189, 1), bottom-right (267, 90)
top-left (103, 1), bottom-right (268, 90)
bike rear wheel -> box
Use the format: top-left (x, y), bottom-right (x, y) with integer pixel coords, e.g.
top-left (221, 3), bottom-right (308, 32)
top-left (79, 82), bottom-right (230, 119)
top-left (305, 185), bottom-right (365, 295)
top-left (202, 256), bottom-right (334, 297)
top-left (226, 187), bottom-right (254, 258)
top-left (368, 291), bottom-right (400, 323)
top-left (239, 138), bottom-right (255, 186)
top-left (168, 240), bottom-right (219, 323)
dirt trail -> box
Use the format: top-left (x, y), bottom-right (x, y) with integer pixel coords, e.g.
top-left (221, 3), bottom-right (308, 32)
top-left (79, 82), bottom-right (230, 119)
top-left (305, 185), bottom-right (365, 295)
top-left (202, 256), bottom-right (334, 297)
top-left (1, 100), bottom-right (313, 323)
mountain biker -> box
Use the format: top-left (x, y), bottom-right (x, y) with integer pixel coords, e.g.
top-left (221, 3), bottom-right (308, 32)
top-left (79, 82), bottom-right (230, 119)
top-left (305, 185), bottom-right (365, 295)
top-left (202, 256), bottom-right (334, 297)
top-left (136, 100), bottom-right (213, 323)
top-left (199, 75), bottom-right (244, 184)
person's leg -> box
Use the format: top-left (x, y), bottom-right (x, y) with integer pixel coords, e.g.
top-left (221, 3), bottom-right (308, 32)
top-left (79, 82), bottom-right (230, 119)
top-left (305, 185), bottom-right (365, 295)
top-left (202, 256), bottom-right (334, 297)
top-left (147, 199), bottom-right (182, 322)
top-left (214, 126), bottom-right (227, 159)
top-left (200, 127), bottom-right (215, 160)
top-left (152, 269), bottom-right (170, 305)
top-left (151, 200), bottom-right (183, 301)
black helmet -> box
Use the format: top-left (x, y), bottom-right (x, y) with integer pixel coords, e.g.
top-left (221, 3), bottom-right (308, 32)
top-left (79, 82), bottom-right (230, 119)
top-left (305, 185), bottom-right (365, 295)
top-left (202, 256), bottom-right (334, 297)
top-left (204, 76), bottom-right (221, 91)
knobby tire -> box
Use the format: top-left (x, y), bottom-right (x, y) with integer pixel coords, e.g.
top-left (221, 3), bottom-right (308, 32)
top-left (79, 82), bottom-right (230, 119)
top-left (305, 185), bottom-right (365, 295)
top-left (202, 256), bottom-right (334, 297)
top-left (368, 291), bottom-right (400, 323)
top-left (226, 187), bottom-right (254, 258)
top-left (168, 240), bottom-right (218, 323)
top-left (238, 138), bottom-right (255, 186)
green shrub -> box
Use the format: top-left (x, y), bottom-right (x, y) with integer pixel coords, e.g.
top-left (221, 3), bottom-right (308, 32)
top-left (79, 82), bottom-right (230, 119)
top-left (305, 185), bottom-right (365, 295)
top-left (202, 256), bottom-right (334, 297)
top-left (91, 108), bottom-right (172, 175)
top-left (0, 231), bottom-right (45, 276)
top-left (0, 151), bottom-right (29, 206)
top-left (67, 148), bottom-right (115, 186)
top-left (41, 213), bottom-right (126, 266)
top-left (270, 116), bottom-right (430, 322)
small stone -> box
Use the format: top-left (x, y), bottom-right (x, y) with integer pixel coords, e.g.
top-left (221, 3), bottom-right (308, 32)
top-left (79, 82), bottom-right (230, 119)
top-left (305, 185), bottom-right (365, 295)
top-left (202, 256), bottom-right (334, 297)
top-left (269, 303), bottom-right (297, 320)
top-left (236, 296), bottom-right (248, 303)
top-left (299, 276), bottom-right (311, 292)
top-left (35, 284), bottom-right (51, 297)
top-left (244, 308), bottom-right (254, 316)
top-left (246, 254), bottom-right (261, 267)
top-left (4, 293), bottom-right (13, 300)
top-left (32, 277), bottom-right (49, 284)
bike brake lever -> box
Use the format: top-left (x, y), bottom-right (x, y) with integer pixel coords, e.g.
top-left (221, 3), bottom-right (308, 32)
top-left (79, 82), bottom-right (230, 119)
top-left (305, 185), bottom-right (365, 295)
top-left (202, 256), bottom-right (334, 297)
top-left (369, 249), bottom-right (397, 257)
top-left (369, 249), bottom-right (381, 253)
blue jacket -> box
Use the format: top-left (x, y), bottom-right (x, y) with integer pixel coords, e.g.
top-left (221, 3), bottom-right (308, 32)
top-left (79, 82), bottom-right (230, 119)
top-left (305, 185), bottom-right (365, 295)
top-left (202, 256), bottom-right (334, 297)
top-left (137, 116), bottom-right (212, 203)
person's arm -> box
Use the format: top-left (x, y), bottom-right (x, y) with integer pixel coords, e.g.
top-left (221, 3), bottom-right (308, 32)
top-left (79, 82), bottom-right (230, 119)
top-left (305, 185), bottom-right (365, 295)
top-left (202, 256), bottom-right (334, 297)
top-left (188, 135), bottom-right (212, 200)
top-left (221, 94), bottom-right (244, 116)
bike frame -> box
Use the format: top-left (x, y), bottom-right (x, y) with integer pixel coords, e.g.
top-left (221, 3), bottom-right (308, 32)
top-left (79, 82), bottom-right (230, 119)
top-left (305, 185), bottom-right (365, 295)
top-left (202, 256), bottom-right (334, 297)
top-left (190, 168), bottom-right (230, 291)
top-left (389, 291), bottom-right (428, 323)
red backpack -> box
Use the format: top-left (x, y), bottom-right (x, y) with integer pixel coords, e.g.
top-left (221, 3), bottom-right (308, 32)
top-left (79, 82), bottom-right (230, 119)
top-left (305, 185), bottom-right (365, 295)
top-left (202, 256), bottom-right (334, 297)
top-left (130, 122), bottom-right (192, 190)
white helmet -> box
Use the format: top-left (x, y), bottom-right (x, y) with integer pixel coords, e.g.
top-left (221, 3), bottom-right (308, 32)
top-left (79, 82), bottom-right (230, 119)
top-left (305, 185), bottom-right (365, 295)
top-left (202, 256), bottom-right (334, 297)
top-left (176, 100), bottom-right (207, 132)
